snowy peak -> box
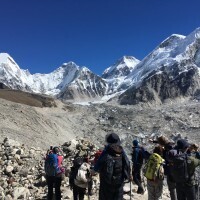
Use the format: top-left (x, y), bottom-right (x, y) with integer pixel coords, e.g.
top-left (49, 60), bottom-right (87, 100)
top-left (102, 56), bottom-right (140, 79)
top-left (158, 34), bottom-right (185, 49)
top-left (0, 53), bottom-right (22, 73)
top-left (119, 27), bottom-right (200, 105)
top-left (0, 53), bottom-right (17, 65)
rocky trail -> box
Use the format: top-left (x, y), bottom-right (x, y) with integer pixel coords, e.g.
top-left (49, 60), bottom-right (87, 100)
top-left (0, 137), bottom-right (172, 200)
top-left (0, 95), bottom-right (200, 199)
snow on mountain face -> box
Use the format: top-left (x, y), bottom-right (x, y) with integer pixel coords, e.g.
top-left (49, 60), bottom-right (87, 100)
top-left (0, 53), bottom-right (81, 96)
top-left (0, 54), bottom-right (108, 101)
top-left (102, 56), bottom-right (140, 94)
top-left (119, 28), bottom-right (200, 105)
top-left (1, 27), bottom-right (200, 104)
top-left (58, 67), bottom-right (108, 101)
top-left (102, 56), bottom-right (140, 79)
top-left (30, 62), bottom-right (79, 95)
top-left (122, 28), bottom-right (200, 89)
top-left (0, 53), bottom-right (32, 91)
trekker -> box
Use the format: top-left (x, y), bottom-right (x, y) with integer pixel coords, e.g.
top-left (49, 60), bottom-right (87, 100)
top-left (69, 156), bottom-right (92, 200)
top-left (131, 139), bottom-right (145, 194)
top-left (92, 133), bottom-right (130, 200)
top-left (151, 135), bottom-right (177, 200)
top-left (168, 139), bottom-right (200, 200)
top-left (188, 143), bottom-right (200, 159)
top-left (145, 146), bottom-right (165, 200)
top-left (45, 146), bottom-right (64, 200)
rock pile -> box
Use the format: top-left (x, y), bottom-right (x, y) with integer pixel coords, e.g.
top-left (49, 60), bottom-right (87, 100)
top-left (0, 137), bottom-right (100, 200)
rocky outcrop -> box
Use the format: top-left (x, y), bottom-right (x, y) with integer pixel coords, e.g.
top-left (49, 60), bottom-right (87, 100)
top-left (119, 65), bottom-right (200, 105)
top-left (0, 83), bottom-right (10, 89)
top-left (0, 137), bottom-right (102, 200)
top-left (58, 68), bottom-right (108, 101)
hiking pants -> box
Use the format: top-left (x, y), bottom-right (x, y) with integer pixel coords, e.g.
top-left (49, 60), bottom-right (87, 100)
top-left (99, 180), bottom-right (124, 200)
top-left (167, 175), bottom-right (177, 200)
top-left (176, 183), bottom-right (195, 200)
top-left (73, 185), bottom-right (86, 200)
top-left (132, 164), bottom-right (143, 191)
top-left (147, 179), bottom-right (163, 200)
top-left (46, 176), bottom-right (62, 200)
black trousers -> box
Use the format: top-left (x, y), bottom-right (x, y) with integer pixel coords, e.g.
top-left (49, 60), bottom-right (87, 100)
top-left (176, 183), bottom-right (195, 200)
top-left (132, 164), bottom-right (143, 190)
top-left (46, 176), bottom-right (62, 200)
top-left (99, 180), bottom-right (124, 200)
top-left (73, 184), bottom-right (86, 200)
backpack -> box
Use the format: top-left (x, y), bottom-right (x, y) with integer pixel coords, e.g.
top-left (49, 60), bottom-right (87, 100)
top-left (74, 162), bottom-right (90, 187)
top-left (69, 157), bottom-right (84, 186)
top-left (45, 153), bottom-right (59, 176)
top-left (103, 153), bottom-right (123, 186)
top-left (144, 153), bottom-right (164, 181)
top-left (132, 146), bottom-right (144, 165)
top-left (168, 150), bottom-right (189, 183)
top-left (101, 145), bottom-right (130, 186)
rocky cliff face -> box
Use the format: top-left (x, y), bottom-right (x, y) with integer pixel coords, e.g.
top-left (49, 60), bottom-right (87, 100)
top-left (58, 68), bottom-right (108, 101)
top-left (119, 28), bottom-right (200, 105)
top-left (119, 65), bottom-right (200, 105)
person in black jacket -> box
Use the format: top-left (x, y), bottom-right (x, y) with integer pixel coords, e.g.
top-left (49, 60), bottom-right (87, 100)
top-left (131, 139), bottom-right (145, 194)
top-left (92, 133), bottom-right (131, 200)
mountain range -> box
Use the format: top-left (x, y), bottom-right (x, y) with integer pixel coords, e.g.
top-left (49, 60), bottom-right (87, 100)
top-left (1, 27), bottom-right (200, 105)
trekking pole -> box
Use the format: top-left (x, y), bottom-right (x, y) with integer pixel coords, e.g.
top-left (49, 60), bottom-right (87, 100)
top-left (87, 169), bottom-right (90, 200)
top-left (130, 179), bottom-right (132, 200)
top-left (130, 161), bottom-right (132, 200)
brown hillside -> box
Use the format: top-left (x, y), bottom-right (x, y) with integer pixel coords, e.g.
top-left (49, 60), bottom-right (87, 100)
top-left (0, 89), bottom-right (56, 107)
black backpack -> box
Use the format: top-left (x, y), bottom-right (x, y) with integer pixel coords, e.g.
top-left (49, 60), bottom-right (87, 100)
top-left (132, 147), bottom-right (144, 165)
top-left (168, 150), bottom-right (189, 183)
top-left (101, 145), bottom-right (130, 186)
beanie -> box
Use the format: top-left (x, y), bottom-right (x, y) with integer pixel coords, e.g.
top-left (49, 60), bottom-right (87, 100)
top-left (133, 139), bottom-right (139, 146)
top-left (53, 147), bottom-right (59, 154)
top-left (106, 133), bottom-right (120, 144)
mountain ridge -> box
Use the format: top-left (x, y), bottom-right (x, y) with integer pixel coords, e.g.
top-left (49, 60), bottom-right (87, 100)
top-left (1, 27), bottom-right (200, 104)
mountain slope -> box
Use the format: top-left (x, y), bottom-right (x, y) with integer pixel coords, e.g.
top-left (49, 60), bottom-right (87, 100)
top-left (119, 28), bottom-right (200, 105)
top-left (58, 67), bottom-right (108, 101)
top-left (102, 56), bottom-right (140, 94)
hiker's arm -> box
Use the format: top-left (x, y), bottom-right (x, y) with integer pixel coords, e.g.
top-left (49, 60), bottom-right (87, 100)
top-left (122, 150), bottom-right (131, 180)
top-left (93, 149), bottom-right (106, 172)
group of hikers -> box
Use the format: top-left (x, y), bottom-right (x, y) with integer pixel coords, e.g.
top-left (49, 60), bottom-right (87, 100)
top-left (44, 133), bottom-right (200, 200)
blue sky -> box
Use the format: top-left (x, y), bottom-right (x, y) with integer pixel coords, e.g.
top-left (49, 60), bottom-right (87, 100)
top-left (0, 0), bottom-right (200, 75)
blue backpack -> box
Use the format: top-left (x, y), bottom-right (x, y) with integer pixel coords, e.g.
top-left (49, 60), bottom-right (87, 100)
top-left (45, 154), bottom-right (59, 176)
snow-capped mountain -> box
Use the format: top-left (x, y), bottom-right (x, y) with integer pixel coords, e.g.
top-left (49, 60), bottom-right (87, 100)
top-left (119, 27), bottom-right (200, 104)
top-left (1, 27), bottom-right (200, 104)
top-left (58, 67), bottom-right (108, 101)
top-left (0, 53), bottom-right (108, 101)
top-left (0, 53), bottom-right (32, 91)
top-left (102, 56), bottom-right (140, 94)
top-left (102, 56), bottom-right (140, 79)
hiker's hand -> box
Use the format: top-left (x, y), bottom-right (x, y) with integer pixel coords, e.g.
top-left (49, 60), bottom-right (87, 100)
top-left (149, 139), bottom-right (153, 143)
